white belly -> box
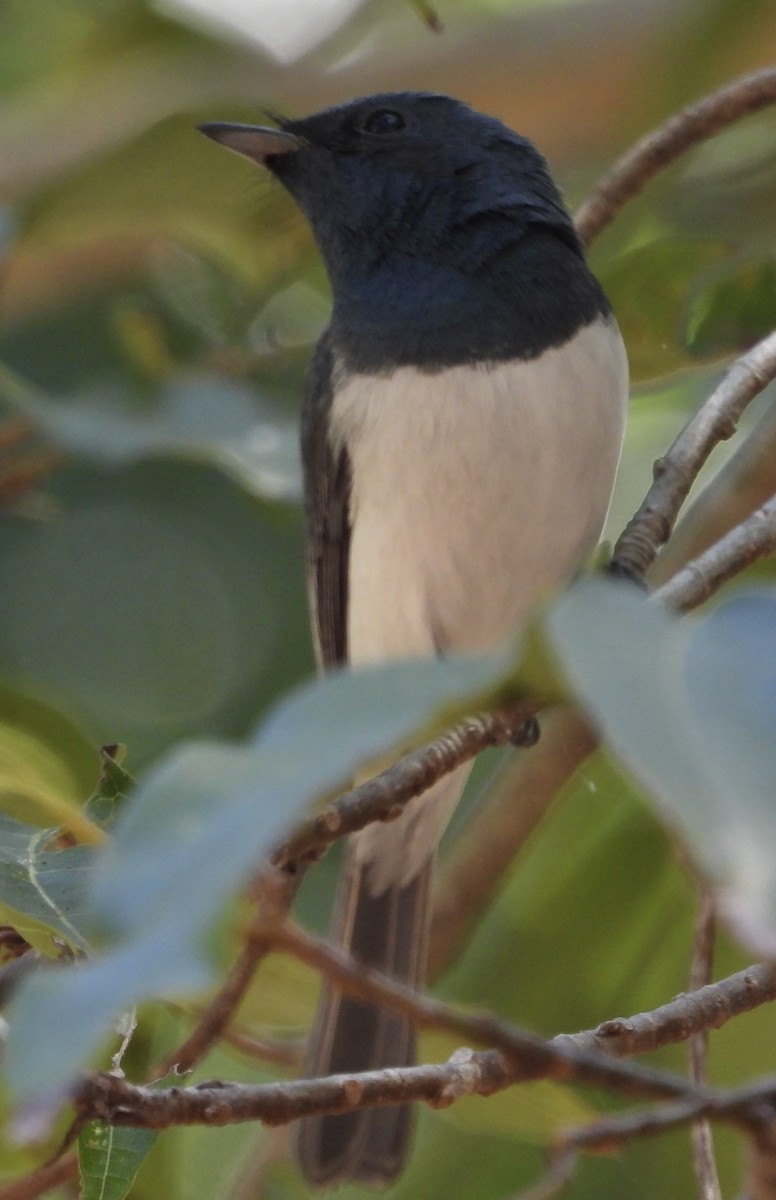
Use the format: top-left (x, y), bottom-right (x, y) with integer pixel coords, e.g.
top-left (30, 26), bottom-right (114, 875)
top-left (330, 315), bottom-right (629, 665)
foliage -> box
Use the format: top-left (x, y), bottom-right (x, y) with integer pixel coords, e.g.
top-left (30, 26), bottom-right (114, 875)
top-left (1, 2), bottom-right (776, 1199)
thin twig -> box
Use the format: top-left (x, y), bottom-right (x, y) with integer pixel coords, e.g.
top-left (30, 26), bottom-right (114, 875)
top-left (65, 1061), bottom-right (776, 1143)
top-left (268, 923), bottom-right (705, 1104)
top-left (273, 703), bottom-right (534, 868)
top-left (652, 397), bottom-right (776, 585)
top-left (654, 491), bottom-right (776, 612)
top-left (557, 1073), bottom-right (776, 1157)
top-left (611, 329), bottom-right (776, 582)
top-left (576, 66), bottom-right (776, 245)
top-left (155, 707), bottom-right (534, 1077)
top-left (219, 1026), bottom-right (302, 1068)
top-left (157, 936), bottom-right (274, 1077)
top-left (0, 1154), bottom-right (77, 1200)
top-left (156, 866), bottom-right (297, 1076)
top-left (688, 890), bottom-right (721, 1200)
top-left (745, 1122), bottom-right (776, 1200)
top-left (226, 1127), bottom-right (290, 1200)
top-left (73, 1051), bottom-right (523, 1129)
top-left (564, 962), bottom-right (776, 1061)
top-left (509, 1150), bottom-right (578, 1200)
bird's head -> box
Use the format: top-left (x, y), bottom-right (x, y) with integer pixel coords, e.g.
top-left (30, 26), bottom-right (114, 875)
top-left (200, 92), bottom-right (580, 284)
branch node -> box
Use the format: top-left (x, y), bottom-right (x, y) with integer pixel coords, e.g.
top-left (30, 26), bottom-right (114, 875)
top-left (596, 1018), bottom-right (633, 1039)
top-left (342, 1078), bottom-right (364, 1106)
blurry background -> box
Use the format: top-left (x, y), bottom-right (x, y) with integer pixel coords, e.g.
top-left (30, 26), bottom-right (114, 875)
top-left (1, 1), bottom-right (776, 1197)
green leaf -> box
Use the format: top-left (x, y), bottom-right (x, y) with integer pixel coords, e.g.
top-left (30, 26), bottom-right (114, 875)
top-left (17, 113), bottom-right (303, 287)
top-left (79, 1120), bottom-right (157, 1200)
top-left (601, 236), bottom-right (729, 381)
top-left (0, 685), bottom-right (98, 836)
top-left (0, 366), bottom-right (300, 503)
top-left (0, 813), bottom-right (93, 954)
top-left (546, 578), bottom-right (776, 956)
top-left (5, 642), bottom-right (530, 1108)
top-left (687, 256), bottom-right (776, 358)
top-left (83, 748), bottom-right (135, 828)
top-left (0, 459), bottom-right (311, 767)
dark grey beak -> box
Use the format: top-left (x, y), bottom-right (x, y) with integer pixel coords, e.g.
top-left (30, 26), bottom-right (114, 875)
top-left (198, 122), bottom-right (301, 165)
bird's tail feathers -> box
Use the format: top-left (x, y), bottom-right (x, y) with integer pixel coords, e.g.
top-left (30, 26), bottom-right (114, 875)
top-left (294, 851), bottom-right (432, 1187)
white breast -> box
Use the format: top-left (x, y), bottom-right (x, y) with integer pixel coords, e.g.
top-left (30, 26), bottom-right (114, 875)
top-left (330, 314), bottom-right (628, 667)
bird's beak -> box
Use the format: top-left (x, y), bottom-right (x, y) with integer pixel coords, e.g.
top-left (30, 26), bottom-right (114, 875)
top-left (198, 122), bottom-right (301, 165)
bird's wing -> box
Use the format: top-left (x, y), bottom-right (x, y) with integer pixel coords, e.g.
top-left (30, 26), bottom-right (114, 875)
top-left (301, 330), bottom-right (351, 669)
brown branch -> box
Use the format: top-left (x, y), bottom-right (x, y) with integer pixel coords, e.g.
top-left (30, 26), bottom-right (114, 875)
top-left (745, 1122), bottom-right (776, 1200)
top-left (575, 66), bottom-right (776, 246)
top-left (226, 1127), bottom-right (289, 1200)
top-left (219, 1026), bottom-right (302, 1069)
top-left (610, 329), bottom-right (776, 582)
top-left (651, 396), bottom-right (776, 585)
top-left (155, 706), bottom-right (535, 1077)
top-left (22, 959), bottom-right (776, 1156)
top-left (563, 961), bottom-right (776, 1061)
top-left (64, 1055), bottom-right (776, 1144)
top-left (273, 703), bottom-right (535, 868)
top-left (511, 1150), bottom-right (578, 1200)
top-left (283, 920), bottom-right (776, 1105)
top-left (74, 1051), bottom-right (518, 1130)
top-left (556, 1073), bottom-right (776, 1158)
top-left (688, 890), bottom-right (721, 1200)
top-left (156, 935), bottom-right (275, 1077)
top-left (156, 864), bottom-right (299, 1076)
top-left (0, 1154), bottom-right (76, 1200)
top-left (653, 491), bottom-right (776, 612)
top-left (268, 923), bottom-right (702, 1104)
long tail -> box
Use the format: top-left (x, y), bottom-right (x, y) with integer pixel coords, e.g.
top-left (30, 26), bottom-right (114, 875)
top-left (294, 850), bottom-right (432, 1187)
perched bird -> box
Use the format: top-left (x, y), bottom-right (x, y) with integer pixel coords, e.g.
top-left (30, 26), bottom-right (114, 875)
top-left (200, 93), bottom-right (628, 1188)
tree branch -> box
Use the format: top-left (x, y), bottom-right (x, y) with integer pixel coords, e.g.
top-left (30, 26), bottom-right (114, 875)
top-left (610, 329), bottom-right (776, 582)
top-left (651, 394), bottom-right (776, 585)
top-left (563, 962), bottom-right (776, 1061)
top-left (0, 1154), bottom-right (76, 1200)
top-left (575, 66), bottom-right (776, 246)
top-left (267, 923), bottom-right (707, 1104)
top-left (687, 889), bottom-right (721, 1200)
top-left (273, 703), bottom-right (535, 869)
top-left (74, 1051), bottom-right (518, 1130)
top-left (155, 865), bottom-right (298, 1076)
top-left (653, 490), bottom-right (776, 612)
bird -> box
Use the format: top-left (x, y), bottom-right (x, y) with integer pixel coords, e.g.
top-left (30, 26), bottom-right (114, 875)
top-left (200, 92), bottom-right (628, 1189)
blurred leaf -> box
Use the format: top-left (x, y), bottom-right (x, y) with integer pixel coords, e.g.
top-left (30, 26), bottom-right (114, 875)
top-left (79, 1120), bottom-right (157, 1200)
top-left (0, 724), bottom-right (99, 842)
top-left (16, 113), bottom-right (304, 285)
top-left (0, 689), bottom-right (101, 843)
top-left (0, 812), bottom-right (92, 954)
top-left (0, 459), bottom-right (311, 766)
top-left (0, 365), bottom-right (301, 501)
top-left (547, 579), bottom-right (776, 957)
top-left (438, 746), bottom-right (689, 1030)
top-left (5, 638), bottom-right (536, 1108)
top-left (0, 686), bottom-right (97, 817)
top-left (687, 256), bottom-right (776, 358)
top-left (602, 237), bottom-right (729, 381)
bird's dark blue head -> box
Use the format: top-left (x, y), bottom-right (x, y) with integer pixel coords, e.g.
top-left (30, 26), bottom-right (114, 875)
top-left (201, 92), bottom-right (609, 370)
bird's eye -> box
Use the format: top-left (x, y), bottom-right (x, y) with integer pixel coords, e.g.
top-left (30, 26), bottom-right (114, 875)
top-left (362, 109), bottom-right (406, 135)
